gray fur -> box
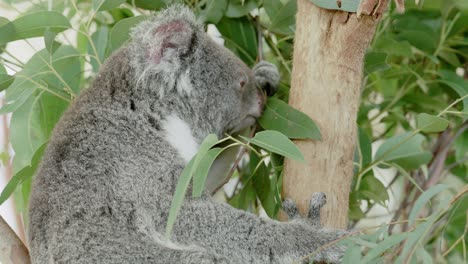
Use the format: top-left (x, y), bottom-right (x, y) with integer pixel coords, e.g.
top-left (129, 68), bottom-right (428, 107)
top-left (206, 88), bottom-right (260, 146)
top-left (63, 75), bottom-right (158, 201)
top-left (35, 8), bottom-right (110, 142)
top-left (28, 5), bottom-right (345, 264)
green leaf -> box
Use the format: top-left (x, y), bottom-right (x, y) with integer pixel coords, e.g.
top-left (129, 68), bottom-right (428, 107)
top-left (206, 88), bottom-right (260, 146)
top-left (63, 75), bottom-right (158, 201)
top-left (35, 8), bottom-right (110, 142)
top-left (192, 147), bottom-right (224, 197)
top-left (361, 233), bottom-right (408, 262)
top-left (1, 45), bottom-right (80, 114)
top-left (454, 131), bottom-right (467, 162)
top-left (0, 11), bottom-right (71, 45)
top-left (0, 74), bottom-right (14, 92)
top-left (44, 29), bottom-right (60, 55)
top-left (10, 91), bottom-right (69, 173)
top-left (374, 132), bottom-right (432, 170)
top-left (217, 17), bottom-right (257, 65)
top-left (165, 157), bottom-right (195, 237)
top-left (241, 131), bottom-right (304, 162)
top-left (225, 0), bottom-right (259, 18)
top-left (93, 0), bottom-right (126, 11)
top-left (400, 212), bottom-right (440, 262)
top-left (359, 175), bottom-right (389, 204)
top-left (416, 247), bottom-right (433, 264)
top-left (258, 98), bottom-right (321, 140)
top-left (309, 0), bottom-right (360, 12)
top-left (128, 0), bottom-right (166, 10)
top-left (398, 30), bottom-right (437, 53)
top-left (342, 243), bottom-right (362, 263)
top-left (110, 16), bottom-right (147, 51)
top-left (439, 70), bottom-right (468, 114)
top-left (416, 113), bottom-right (449, 133)
top-left (373, 36), bottom-right (413, 58)
top-left (251, 153), bottom-right (277, 217)
top-left (357, 127), bottom-right (372, 168)
top-left (0, 17), bottom-right (9, 28)
top-left (438, 50), bottom-right (461, 67)
top-left (0, 144), bottom-right (46, 205)
top-left (364, 52), bottom-right (390, 74)
top-left (200, 0), bottom-right (228, 24)
top-left (264, 0), bottom-right (297, 35)
top-left (89, 26), bottom-right (109, 72)
top-left (408, 184), bottom-right (449, 226)
top-left (348, 191), bottom-right (365, 220)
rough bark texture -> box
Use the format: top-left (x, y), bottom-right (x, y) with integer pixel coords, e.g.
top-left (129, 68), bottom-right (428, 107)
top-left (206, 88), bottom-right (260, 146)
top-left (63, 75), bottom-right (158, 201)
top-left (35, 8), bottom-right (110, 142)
top-left (282, 0), bottom-right (385, 229)
top-left (0, 216), bottom-right (30, 264)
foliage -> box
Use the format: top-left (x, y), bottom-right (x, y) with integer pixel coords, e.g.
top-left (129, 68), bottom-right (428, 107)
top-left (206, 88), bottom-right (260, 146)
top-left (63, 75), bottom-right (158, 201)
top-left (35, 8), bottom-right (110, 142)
top-left (0, 0), bottom-right (467, 263)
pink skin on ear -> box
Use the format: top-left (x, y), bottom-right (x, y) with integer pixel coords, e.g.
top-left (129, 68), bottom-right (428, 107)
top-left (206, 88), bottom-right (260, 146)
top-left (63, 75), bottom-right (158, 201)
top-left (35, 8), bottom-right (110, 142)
top-left (152, 20), bottom-right (190, 64)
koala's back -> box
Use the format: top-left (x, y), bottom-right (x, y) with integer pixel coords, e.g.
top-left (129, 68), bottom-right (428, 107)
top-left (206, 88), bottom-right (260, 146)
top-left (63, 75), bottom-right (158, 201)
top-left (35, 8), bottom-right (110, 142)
top-left (28, 49), bottom-right (188, 263)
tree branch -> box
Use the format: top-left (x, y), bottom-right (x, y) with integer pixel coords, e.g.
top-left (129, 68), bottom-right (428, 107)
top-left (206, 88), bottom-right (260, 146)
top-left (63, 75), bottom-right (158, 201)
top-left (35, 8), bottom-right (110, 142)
top-left (0, 216), bottom-right (30, 264)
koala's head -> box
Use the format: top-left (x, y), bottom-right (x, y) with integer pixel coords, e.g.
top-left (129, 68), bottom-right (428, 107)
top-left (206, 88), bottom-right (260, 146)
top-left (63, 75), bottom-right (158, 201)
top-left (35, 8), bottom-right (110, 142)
top-left (129, 5), bottom-right (270, 139)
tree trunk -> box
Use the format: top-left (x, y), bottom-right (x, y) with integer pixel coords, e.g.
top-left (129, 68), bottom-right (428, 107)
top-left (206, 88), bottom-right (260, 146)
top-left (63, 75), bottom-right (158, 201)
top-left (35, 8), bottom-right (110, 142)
top-left (0, 216), bottom-right (30, 264)
top-left (282, 0), bottom-right (387, 229)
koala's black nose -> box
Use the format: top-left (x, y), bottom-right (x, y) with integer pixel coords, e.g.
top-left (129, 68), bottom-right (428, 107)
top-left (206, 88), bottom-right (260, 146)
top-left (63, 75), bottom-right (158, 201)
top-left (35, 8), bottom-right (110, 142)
top-left (263, 82), bottom-right (277, 96)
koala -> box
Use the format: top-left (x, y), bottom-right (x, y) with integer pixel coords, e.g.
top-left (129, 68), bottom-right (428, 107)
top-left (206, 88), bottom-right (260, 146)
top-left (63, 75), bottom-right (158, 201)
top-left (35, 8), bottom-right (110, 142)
top-left (28, 5), bottom-right (345, 264)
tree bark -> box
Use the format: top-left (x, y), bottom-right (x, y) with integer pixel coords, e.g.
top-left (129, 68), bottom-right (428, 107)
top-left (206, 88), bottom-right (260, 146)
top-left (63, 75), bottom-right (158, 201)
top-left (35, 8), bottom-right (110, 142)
top-left (0, 216), bottom-right (30, 264)
top-left (282, 0), bottom-right (387, 229)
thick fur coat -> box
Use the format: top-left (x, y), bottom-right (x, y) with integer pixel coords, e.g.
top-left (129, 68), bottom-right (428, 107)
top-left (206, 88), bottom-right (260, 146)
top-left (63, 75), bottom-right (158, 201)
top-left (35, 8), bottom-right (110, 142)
top-left (28, 5), bottom-right (344, 264)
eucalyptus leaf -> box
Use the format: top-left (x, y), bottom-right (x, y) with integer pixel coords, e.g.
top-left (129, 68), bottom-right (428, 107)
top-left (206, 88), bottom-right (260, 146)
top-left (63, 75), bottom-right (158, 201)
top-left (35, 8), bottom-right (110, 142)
top-left (361, 233), bottom-right (408, 262)
top-left (408, 184), bottom-right (449, 226)
top-left (251, 153), bottom-right (277, 217)
top-left (359, 175), bottom-right (389, 204)
top-left (110, 16), bottom-right (146, 52)
top-left (416, 113), bottom-right (449, 133)
top-left (375, 132), bottom-right (432, 170)
top-left (439, 70), bottom-right (468, 114)
top-left (200, 0), bottom-right (228, 24)
top-left (93, 0), bottom-right (126, 11)
top-left (399, 213), bottom-right (440, 262)
top-left (128, 0), bottom-right (166, 10)
top-left (89, 26), bottom-right (109, 72)
top-left (357, 127), bottom-right (372, 168)
top-left (0, 11), bottom-right (71, 45)
top-left (241, 131), bottom-right (304, 162)
top-left (0, 74), bottom-right (14, 92)
top-left (373, 36), bottom-right (413, 58)
top-left (364, 52), bottom-right (390, 74)
top-left (0, 144), bottom-right (46, 205)
top-left (264, 0), bottom-right (296, 35)
top-left (259, 98), bottom-right (321, 140)
top-left (217, 17), bottom-right (257, 65)
top-left (192, 147), bottom-right (224, 197)
top-left (44, 29), bottom-right (60, 54)
top-left (10, 91), bottom-right (69, 173)
top-left (225, 0), bottom-right (259, 18)
top-left (165, 157), bottom-right (195, 237)
top-left (1, 45), bottom-right (80, 114)
top-left (398, 30), bottom-right (437, 53)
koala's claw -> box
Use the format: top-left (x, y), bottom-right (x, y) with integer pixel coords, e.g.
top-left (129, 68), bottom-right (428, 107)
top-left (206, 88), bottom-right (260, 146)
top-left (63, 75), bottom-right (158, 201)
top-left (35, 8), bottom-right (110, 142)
top-left (308, 192), bottom-right (326, 225)
top-left (253, 61), bottom-right (280, 96)
top-left (282, 192), bottom-right (327, 225)
top-left (282, 198), bottom-right (300, 220)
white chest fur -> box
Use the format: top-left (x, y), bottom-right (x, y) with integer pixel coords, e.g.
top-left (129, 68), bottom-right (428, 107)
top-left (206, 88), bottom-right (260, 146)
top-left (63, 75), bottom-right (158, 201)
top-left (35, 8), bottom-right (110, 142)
top-left (162, 114), bottom-right (199, 163)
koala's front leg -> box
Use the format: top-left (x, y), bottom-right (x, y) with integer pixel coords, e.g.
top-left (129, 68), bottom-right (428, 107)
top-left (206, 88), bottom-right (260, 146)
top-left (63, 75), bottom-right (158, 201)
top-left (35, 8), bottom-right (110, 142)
top-left (253, 61), bottom-right (280, 96)
top-left (282, 192), bottom-right (347, 263)
top-left (172, 195), bottom-right (346, 264)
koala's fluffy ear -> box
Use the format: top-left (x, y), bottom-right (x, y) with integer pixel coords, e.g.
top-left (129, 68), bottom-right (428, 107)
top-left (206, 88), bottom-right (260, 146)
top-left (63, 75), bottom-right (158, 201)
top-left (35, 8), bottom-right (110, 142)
top-left (149, 20), bottom-right (194, 65)
top-left (129, 5), bottom-right (201, 96)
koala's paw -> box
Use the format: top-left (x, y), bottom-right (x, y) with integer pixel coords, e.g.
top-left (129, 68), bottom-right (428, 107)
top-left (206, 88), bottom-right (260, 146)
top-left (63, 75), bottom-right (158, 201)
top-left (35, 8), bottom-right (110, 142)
top-left (183, 251), bottom-right (230, 264)
top-left (282, 192), bottom-right (327, 226)
top-left (253, 61), bottom-right (280, 96)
